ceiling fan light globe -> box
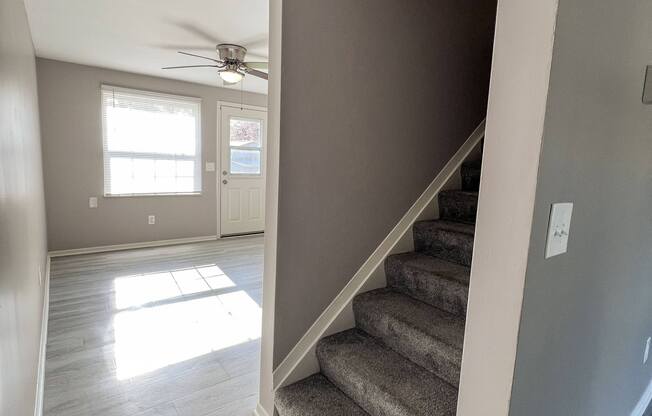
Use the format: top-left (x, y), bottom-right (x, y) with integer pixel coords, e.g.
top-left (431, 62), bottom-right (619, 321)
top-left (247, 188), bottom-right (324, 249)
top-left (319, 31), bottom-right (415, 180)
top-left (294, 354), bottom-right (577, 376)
top-left (219, 70), bottom-right (244, 84)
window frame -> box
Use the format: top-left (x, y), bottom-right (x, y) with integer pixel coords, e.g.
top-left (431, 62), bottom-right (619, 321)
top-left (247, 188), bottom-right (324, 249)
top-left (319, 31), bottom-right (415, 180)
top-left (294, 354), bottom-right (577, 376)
top-left (101, 85), bottom-right (203, 197)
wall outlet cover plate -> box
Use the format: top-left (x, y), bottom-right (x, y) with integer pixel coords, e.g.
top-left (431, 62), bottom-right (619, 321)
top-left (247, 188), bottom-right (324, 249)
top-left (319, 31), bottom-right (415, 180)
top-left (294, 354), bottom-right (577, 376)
top-left (206, 162), bottom-right (216, 172)
top-left (545, 202), bottom-right (573, 259)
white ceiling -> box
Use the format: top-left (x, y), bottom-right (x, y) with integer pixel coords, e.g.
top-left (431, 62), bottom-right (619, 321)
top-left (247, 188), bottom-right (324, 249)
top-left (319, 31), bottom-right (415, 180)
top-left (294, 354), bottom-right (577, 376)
top-left (24, 0), bottom-right (269, 94)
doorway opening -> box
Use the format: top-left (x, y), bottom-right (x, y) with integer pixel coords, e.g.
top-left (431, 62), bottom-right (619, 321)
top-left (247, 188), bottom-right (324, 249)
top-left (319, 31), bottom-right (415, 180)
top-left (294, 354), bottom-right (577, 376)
top-left (218, 102), bottom-right (268, 237)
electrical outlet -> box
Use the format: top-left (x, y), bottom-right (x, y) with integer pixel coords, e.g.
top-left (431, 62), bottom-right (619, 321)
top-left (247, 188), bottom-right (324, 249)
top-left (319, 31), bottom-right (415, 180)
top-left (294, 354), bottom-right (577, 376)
top-left (205, 162), bottom-right (216, 172)
top-left (148, 215), bottom-right (156, 225)
top-left (89, 197), bottom-right (98, 208)
top-left (644, 337), bottom-right (651, 364)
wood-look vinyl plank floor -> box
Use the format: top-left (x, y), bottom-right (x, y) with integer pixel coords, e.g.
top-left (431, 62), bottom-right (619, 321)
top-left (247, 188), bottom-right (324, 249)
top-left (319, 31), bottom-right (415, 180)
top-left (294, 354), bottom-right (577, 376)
top-left (44, 236), bottom-right (264, 416)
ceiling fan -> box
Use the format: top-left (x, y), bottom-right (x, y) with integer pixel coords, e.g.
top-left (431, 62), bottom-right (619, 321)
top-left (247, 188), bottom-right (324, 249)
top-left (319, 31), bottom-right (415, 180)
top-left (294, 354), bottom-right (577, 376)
top-left (162, 43), bottom-right (268, 84)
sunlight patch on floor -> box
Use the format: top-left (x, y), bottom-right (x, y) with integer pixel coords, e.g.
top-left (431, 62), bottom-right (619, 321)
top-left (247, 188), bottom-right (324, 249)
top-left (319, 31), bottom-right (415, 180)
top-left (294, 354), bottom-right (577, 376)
top-left (114, 264), bottom-right (235, 309)
top-left (112, 265), bottom-right (259, 380)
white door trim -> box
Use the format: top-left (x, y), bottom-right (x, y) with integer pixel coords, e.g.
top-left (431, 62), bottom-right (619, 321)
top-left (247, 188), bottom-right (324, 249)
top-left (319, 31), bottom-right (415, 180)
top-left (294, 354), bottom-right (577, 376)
top-left (216, 101), bottom-right (268, 238)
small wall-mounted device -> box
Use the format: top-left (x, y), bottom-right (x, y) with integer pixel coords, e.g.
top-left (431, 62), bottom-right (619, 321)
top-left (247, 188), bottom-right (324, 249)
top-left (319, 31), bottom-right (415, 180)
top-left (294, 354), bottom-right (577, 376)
top-left (148, 215), bottom-right (156, 225)
top-left (545, 202), bottom-right (573, 259)
top-left (206, 162), bottom-right (216, 172)
top-left (89, 197), bottom-right (98, 208)
top-left (643, 65), bottom-right (652, 104)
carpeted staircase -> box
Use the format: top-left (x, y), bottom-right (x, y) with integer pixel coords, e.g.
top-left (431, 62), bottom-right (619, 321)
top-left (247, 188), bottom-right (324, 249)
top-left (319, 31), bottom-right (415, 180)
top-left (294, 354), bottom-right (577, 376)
top-left (275, 159), bottom-right (482, 416)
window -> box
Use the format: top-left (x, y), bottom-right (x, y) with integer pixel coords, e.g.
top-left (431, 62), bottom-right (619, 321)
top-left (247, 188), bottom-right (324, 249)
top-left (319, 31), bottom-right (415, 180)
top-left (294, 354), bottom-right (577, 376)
top-left (229, 117), bottom-right (263, 175)
top-left (101, 85), bottom-right (202, 196)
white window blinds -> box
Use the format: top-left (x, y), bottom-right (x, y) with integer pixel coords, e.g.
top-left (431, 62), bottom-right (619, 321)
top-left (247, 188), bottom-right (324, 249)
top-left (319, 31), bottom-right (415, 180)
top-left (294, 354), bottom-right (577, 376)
top-left (101, 85), bottom-right (202, 196)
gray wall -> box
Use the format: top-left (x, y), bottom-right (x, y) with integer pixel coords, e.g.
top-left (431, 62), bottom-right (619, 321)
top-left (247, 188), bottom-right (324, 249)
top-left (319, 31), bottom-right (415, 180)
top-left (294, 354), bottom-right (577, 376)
top-left (510, 0), bottom-right (652, 414)
top-left (36, 59), bottom-right (267, 251)
top-left (0, 0), bottom-right (49, 415)
top-left (273, 0), bottom-right (497, 366)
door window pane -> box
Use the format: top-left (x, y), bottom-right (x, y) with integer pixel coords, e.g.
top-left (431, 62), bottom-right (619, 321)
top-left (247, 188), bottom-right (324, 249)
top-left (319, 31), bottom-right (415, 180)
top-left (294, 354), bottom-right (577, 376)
top-left (230, 118), bottom-right (262, 148)
top-left (230, 149), bottom-right (261, 175)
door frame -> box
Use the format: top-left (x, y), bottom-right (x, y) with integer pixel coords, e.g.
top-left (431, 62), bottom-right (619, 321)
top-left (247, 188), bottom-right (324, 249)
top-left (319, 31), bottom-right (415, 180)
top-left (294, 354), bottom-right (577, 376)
top-left (216, 101), bottom-right (268, 238)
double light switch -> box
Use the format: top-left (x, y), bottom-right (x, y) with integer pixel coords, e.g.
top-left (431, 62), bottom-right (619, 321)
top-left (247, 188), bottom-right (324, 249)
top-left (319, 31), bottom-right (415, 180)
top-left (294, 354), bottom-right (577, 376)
top-left (545, 202), bottom-right (573, 259)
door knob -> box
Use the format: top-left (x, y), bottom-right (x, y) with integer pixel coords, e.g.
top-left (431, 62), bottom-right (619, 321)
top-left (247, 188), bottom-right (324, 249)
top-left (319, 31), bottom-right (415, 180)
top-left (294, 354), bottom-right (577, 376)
top-left (222, 170), bottom-right (228, 175)
top-left (222, 179), bottom-right (228, 185)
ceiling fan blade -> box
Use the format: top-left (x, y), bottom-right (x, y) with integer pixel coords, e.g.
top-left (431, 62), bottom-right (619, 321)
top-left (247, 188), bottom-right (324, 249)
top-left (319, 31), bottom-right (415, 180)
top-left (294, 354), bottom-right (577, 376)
top-left (175, 22), bottom-right (222, 44)
top-left (156, 44), bottom-right (217, 51)
top-left (244, 62), bottom-right (268, 70)
top-left (246, 68), bottom-right (269, 81)
top-left (178, 51), bottom-right (222, 63)
top-left (162, 65), bottom-right (220, 69)
top-left (238, 34), bottom-right (269, 49)
top-left (246, 53), bottom-right (269, 61)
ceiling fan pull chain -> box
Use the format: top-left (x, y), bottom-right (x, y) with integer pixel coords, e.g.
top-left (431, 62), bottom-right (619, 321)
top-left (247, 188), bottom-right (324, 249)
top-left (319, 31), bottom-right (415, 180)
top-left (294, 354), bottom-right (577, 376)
top-left (240, 79), bottom-right (244, 110)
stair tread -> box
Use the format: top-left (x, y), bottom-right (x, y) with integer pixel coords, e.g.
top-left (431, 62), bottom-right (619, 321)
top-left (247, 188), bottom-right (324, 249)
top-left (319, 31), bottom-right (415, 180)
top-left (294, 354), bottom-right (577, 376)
top-left (355, 288), bottom-right (465, 350)
top-left (317, 329), bottom-right (458, 416)
top-left (386, 252), bottom-right (470, 315)
top-left (439, 189), bottom-right (479, 197)
top-left (388, 251), bottom-right (471, 285)
top-left (414, 219), bottom-right (476, 235)
top-left (275, 374), bottom-right (370, 416)
top-left (354, 288), bottom-right (464, 385)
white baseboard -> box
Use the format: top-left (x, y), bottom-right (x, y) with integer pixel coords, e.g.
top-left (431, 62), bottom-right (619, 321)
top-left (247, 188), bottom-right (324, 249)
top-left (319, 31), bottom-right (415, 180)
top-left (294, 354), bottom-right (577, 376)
top-left (48, 235), bottom-right (218, 257)
top-left (632, 377), bottom-right (652, 416)
top-left (254, 402), bottom-right (271, 416)
top-left (34, 256), bottom-right (51, 416)
top-left (271, 120), bottom-right (486, 390)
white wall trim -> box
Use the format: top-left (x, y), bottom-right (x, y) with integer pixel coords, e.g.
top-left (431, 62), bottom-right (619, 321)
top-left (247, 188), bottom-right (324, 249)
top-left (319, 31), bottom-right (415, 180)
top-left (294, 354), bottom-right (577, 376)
top-left (34, 256), bottom-right (51, 416)
top-left (48, 235), bottom-right (217, 257)
top-left (272, 120), bottom-right (486, 390)
top-left (456, 0), bottom-right (559, 414)
top-left (257, 0), bottom-right (283, 413)
top-left (253, 402), bottom-right (271, 416)
top-left (631, 377), bottom-right (652, 416)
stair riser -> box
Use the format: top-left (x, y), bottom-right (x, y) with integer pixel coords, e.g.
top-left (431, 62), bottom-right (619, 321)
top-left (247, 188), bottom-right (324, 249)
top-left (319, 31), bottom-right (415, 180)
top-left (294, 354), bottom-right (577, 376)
top-left (386, 260), bottom-right (468, 316)
top-left (353, 300), bottom-right (462, 386)
top-left (414, 227), bottom-right (474, 267)
top-left (438, 192), bottom-right (478, 224)
top-left (317, 356), bottom-right (385, 416)
top-left (275, 375), bottom-right (369, 416)
top-left (316, 331), bottom-right (458, 416)
top-left (461, 165), bottom-right (481, 192)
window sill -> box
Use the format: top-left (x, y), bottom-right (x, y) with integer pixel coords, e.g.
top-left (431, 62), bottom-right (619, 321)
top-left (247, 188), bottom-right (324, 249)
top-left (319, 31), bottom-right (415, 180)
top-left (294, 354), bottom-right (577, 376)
top-left (104, 192), bottom-right (202, 198)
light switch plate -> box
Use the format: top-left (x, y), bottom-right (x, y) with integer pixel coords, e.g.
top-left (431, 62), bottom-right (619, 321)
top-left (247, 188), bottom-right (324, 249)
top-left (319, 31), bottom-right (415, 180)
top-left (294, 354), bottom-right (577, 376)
top-left (89, 197), bottom-right (98, 208)
top-left (545, 202), bottom-right (573, 259)
top-left (644, 66), bottom-right (652, 104)
top-left (205, 162), bottom-right (216, 172)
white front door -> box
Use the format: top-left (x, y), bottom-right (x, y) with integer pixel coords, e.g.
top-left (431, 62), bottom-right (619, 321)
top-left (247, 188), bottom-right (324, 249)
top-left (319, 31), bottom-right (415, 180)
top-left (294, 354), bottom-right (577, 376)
top-left (219, 104), bottom-right (267, 236)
